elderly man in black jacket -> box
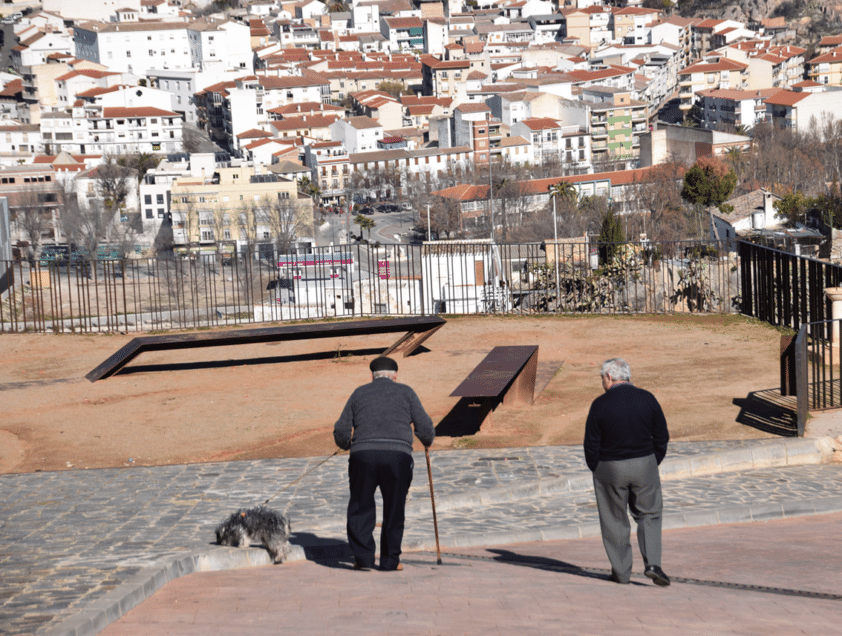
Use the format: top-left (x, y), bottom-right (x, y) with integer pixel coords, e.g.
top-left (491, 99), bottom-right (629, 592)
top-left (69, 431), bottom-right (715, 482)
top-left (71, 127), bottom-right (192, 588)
top-left (584, 358), bottom-right (671, 586)
top-left (334, 356), bottom-right (435, 572)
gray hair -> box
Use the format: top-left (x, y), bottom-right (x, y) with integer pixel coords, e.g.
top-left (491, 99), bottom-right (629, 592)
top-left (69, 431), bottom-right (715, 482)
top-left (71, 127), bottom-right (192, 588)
top-left (372, 370), bottom-right (397, 380)
top-left (601, 358), bottom-right (631, 382)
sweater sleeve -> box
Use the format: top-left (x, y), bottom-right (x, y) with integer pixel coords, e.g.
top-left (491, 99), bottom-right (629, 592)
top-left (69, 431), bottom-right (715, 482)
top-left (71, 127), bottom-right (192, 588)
top-left (650, 395), bottom-right (669, 465)
top-left (409, 388), bottom-right (435, 447)
top-left (333, 392), bottom-right (355, 450)
top-left (583, 401), bottom-right (601, 472)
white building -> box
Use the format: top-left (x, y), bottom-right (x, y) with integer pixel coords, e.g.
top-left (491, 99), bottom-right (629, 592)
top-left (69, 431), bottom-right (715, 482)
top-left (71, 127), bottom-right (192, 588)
top-left (329, 116), bottom-right (384, 154)
top-left (40, 104), bottom-right (183, 155)
top-left (42, 0), bottom-right (142, 22)
top-left (73, 18), bottom-right (251, 77)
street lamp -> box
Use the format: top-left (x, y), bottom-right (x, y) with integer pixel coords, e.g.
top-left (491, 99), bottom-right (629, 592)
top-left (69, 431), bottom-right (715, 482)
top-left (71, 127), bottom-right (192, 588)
top-left (426, 203), bottom-right (431, 242)
top-left (552, 194), bottom-right (560, 310)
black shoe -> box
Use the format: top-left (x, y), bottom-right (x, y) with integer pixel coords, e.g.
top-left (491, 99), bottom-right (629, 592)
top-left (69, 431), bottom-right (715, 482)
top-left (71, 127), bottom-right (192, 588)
top-left (353, 561), bottom-right (372, 571)
top-left (608, 571), bottom-right (629, 584)
top-left (645, 565), bottom-right (670, 587)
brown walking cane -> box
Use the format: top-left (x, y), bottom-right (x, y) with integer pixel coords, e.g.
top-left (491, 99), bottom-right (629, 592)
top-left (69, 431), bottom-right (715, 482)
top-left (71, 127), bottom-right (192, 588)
top-left (425, 446), bottom-right (442, 565)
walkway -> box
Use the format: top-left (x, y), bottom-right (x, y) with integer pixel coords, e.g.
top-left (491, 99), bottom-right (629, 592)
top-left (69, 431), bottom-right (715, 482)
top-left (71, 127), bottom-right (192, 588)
top-left (2, 425), bottom-right (841, 635)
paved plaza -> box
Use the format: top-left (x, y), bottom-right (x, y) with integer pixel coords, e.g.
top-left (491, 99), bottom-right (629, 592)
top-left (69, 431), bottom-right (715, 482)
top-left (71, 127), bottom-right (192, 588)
top-left (1, 423), bottom-right (841, 636)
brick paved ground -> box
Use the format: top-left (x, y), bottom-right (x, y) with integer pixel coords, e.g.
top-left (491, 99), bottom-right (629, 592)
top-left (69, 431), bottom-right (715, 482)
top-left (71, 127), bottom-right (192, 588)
top-left (99, 513), bottom-right (842, 636)
top-left (2, 435), bottom-right (841, 636)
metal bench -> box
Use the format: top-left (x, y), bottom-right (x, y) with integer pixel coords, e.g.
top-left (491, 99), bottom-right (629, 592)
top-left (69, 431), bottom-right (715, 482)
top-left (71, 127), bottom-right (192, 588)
top-left (449, 345), bottom-right (539, 428)
top-left (86, 315), bottom-right (446, 382)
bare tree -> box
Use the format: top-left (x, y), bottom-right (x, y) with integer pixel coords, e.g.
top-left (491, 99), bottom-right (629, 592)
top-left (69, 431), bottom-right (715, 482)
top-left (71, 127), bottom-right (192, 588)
top-left (170, 189), bottom-right (200, 249)
top-left (264, 194), bottom-right (310, 255)
top-left (10, 183), bottom-right (53, 260)
top-left (630, 161), bottom-right (690, 242)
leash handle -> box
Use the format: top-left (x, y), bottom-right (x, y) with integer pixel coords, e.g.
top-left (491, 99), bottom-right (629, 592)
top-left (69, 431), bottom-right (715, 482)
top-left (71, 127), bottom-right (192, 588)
top-left (425, 446), bottom-right (442, 565)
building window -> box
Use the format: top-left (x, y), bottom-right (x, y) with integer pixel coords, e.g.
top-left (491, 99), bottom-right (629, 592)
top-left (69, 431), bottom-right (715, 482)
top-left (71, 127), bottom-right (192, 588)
top-left (144, 194), bottom-right (152, 204)
top-left (145, 208), bottom-right (153, 219)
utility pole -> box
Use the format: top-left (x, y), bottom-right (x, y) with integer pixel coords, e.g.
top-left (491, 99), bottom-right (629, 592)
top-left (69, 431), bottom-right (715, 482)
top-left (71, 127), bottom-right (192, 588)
top-left (426, 203), bottom-right (431, 242)
top-left (487, 153), bottom-right (494, 242)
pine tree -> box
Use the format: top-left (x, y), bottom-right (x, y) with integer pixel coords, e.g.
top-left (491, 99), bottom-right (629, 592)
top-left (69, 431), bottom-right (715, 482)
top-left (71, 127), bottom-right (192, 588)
top-left (598, 206), bottom-right (625, 265)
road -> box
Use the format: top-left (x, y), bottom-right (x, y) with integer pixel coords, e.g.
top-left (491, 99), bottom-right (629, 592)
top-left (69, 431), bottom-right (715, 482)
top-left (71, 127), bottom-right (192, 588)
top-left (316, 206), bottom-right (419, 247)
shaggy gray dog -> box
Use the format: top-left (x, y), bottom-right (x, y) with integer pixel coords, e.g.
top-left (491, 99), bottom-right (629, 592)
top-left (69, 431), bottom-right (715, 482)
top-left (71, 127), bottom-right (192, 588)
top-left (215, 507), bottom-right (291, 563)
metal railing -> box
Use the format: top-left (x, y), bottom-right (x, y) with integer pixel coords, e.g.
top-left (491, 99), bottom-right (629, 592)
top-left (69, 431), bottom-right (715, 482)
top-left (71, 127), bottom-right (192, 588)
top-left (1, 239), bottom-right (740, 334)
top-left (793, 318), bottom-right (842, 435)
top-left (739, 240), bottom-right (842, 337)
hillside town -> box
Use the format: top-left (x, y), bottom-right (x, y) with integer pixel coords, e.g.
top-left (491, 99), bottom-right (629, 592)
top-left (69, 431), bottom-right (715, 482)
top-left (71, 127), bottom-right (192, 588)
top-left (0, 0), bottom-right (841, 263)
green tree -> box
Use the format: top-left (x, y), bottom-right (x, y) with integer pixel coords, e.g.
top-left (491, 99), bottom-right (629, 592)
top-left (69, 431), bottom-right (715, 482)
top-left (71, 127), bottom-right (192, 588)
top-left (353, 213), bottom-right (375, 241)
top-left (598, 205), bottom-right (625, 264)
top-left (773, 191), bottom-right (809, 226)
top-left (681, 156), bottom-right (737, 240)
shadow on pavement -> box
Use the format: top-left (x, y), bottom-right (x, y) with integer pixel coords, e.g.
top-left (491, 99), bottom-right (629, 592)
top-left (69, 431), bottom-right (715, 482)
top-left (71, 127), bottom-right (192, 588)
top-left (291, 532), bottom-right (354, 569)
top-left (733, 388), bottom-right (798, 437)
top-left (435, 396), bottom-right (500, 437)
top-left (485, 549), bottom-right (634, 584)
top-left (115, 347), bottom-right (387, 377)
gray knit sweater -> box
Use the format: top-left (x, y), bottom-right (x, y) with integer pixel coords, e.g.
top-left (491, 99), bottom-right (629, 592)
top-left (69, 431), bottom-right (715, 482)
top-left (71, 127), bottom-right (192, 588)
top-left (334, 377), bottom-right (435, 454)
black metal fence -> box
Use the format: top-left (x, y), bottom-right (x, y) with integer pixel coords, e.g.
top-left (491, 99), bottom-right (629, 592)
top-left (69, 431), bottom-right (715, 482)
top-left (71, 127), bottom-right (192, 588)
top-left (793, 318), bottom-right (842, 434)
top-left (739, 240), bottom-right (842, 337)
top-left (1, 239), bottom-right (741, 334)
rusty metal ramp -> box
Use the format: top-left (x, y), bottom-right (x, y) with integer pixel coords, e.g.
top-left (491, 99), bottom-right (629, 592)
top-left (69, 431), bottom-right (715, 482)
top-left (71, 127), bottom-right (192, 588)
top-left (86, 316), bottom-right (446, 382)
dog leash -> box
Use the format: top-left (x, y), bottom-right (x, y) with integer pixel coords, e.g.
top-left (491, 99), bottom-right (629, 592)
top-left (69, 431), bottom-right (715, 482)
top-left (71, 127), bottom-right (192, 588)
top-left (262, 449), bottom-right (345, 510)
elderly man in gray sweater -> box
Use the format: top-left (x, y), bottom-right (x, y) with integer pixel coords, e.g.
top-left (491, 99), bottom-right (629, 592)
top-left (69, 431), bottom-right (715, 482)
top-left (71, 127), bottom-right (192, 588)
top-left (334, 356), bottom-right (435, 571)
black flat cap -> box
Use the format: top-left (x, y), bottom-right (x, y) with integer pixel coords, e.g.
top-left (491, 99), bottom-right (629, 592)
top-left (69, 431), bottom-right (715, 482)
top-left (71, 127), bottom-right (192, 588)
top-left (370, 356), bottom-right (398, 373)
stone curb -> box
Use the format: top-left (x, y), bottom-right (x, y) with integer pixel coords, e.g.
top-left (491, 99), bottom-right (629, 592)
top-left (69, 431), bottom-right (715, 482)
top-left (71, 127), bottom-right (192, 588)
top-left (400, 437), bottom-right (836, 520)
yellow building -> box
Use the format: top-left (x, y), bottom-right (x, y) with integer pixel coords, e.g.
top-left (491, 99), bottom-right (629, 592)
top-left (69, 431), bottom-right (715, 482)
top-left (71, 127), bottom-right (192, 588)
top-left (170, 164), bottom-right (314, 255)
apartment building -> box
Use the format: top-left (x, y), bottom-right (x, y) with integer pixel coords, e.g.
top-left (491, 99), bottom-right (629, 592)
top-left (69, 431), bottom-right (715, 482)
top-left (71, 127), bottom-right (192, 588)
top-left (165, 163), bottom-right (313, 252)
top-left (40, 104), bottom-right (183, 155)
top-left (510, 117), bottom-right (591, 170)
top-left (421, 55), bottom-right (472, 99)
top-left (73, 18), bottom-right (251, 76)
top-left (696, 87), bottom-right (778, 130)
top-left (764, 83), bottom-right (842, 131)
top-left (807, 46), bottom-right (842, 86)
top-left (330, 116), bottom-right (384, 154)
top-left (304, 140), bottom-right (350, 204)
top-left (559, 87), bottom-right (648, 169)
top-left (678, 56), bottom-right (749, 113)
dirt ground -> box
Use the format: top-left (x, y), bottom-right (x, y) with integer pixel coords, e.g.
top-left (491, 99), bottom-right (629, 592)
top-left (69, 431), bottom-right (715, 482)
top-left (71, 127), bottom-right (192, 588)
top-left (0, 314), bottom-right (796, 475)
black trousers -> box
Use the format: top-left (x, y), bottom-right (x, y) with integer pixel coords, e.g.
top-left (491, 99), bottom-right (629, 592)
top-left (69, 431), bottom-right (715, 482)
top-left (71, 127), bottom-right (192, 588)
top-left (346, 449), bottom-right (413, 571)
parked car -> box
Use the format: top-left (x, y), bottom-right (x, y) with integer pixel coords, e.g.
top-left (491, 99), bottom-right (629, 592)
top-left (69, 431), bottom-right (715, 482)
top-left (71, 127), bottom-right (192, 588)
top-left (400, 202), bottom-right (412, 211)
top-left (358, 207), bottom-right (374, 215)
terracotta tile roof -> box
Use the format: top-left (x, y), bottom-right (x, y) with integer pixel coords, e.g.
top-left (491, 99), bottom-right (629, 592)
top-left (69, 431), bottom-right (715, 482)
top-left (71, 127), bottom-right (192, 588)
top-left (455, 103), bottom-right (490, 113)
top-left (270, 114), bottom-right (339, 130)
top-left (55, 69), bottom-right (119, 82)
top-left (101, 106), bottom-right (180, 117)
top-left (518, 117), bottom-right (562, 131)
top-left (809, 47), bottom-right (842, 65)
top-left (383, 17), bottom-right (423, 29)
top-left (346, 115), bottom-right (381, 129)
top-left (237, 128), bottom-right (272, 139)
top-left (681, 58), bottom-right (747, 74)
top-left (762, 89), bottom-right (810, 107)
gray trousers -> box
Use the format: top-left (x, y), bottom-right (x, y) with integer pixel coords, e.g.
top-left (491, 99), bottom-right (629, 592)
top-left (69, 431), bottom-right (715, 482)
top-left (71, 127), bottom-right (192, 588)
top-left (592, 454), bottom-right (663, 582)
